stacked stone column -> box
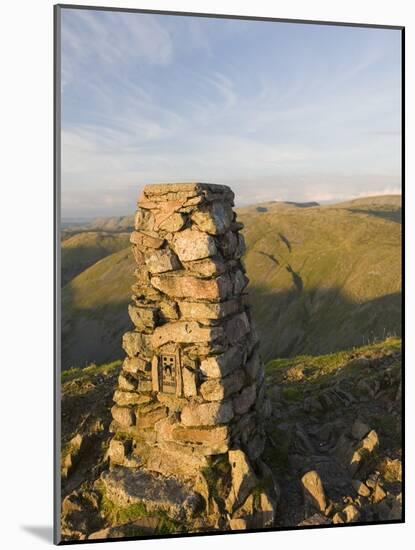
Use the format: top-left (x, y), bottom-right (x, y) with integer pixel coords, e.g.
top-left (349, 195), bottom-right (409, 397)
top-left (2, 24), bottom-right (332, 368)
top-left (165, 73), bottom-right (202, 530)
top-left (108, 183), bottom-right (271, 482)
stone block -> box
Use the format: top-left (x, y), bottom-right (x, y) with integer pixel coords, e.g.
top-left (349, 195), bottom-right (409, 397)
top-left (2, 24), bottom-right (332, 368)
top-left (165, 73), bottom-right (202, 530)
top-left (136, 405), bottom-right (168, 429)
top-left (145, 248), bottom-right (181, 274)
top-left (111, 405), bottom-right (135, 427)
top-left (128, 304), bottom-right (157, 331)
top-left (199, 369), bottom-right (244, 402)
top-left (181, 400), bottom-right (234, 427)
top-left (151, 321), bottom-right (224, 347)
top-left (151, 273), bottom-right (232, 301)
top-left (122, 356), bottom-right (149, 375)
top-left (233, 384), bottom-right (257, 415)
top-left (118, 373), bottom-right (137, 392)
top-left (178, 299), bottom-right (241, 320)
top-left (182, 367), bottom-right (198, 397)
top-left (113, 390), bottom-right (152, 407)
top-left (172, 229), bottom-right (217, 262)
top-left (200, 344), bottom-right (246, 378)
top-left (225, 312), bottom-right (251, 345)
top-left (156, 419), bottom-right (229, 455)
top-left (182, 257), bottom-right (227, 278)
top-left (146, 447), bottom-right (208, 479)
top-left (122, 331), bottom-right (152, 358)
top-left (191, 201), bottom-right (233, 235)
top-left (233, 269), bottom-right (249, 294)
top-left (130, 230), bottom-right (164, 249)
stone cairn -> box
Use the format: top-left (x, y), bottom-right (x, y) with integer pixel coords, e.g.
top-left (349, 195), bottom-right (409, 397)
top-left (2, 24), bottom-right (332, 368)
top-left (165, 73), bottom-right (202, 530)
top-left (106, 183), bottom-right (277, 530)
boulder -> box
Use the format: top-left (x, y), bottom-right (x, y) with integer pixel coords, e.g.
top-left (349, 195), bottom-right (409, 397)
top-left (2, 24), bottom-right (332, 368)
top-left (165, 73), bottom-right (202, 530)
top-left (181, 400), bottom-right (234, 427)
top-left (372, 483), bottom-right (387, 504)
top-left (226, 449), bottom-right (258, 512)
top-left (352, 479), bottom-right (371, 497)
top-left (172, 229), bottom-right (217, 262)
top-left (350, 429), bottom-right (379, 474)
top-left (351, 419), bottom-right (371, 440)
top-left (301, 470), bottom-right (327, 513)
top-left (100, 466), bottom-right (203, 521)
top-left (343, 504), bottom-right (360, 523)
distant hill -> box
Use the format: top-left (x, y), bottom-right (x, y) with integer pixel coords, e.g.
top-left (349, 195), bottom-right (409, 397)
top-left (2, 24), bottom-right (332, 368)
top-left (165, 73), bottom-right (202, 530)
top-left (63, 215), bottom-right (134, 235)
top-left (61, 195), bottom-right (402, 369)
top-left (61, 232), bottom-right (130, 286)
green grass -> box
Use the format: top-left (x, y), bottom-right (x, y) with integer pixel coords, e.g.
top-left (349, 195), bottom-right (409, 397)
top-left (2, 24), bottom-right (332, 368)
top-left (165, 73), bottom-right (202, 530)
top-left (266, 336), bottom-right (401, 384)
top-left (62, 231), bottom-right (130, 285)
top-left (95, 480), bottom-right (182, 534)
top-left (61, 359), bottom-right (122, 384)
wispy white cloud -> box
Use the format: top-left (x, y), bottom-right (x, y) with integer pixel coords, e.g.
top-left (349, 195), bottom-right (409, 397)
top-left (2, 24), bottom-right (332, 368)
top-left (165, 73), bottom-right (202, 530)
top-left (60, 10), bottom-right (402, 218)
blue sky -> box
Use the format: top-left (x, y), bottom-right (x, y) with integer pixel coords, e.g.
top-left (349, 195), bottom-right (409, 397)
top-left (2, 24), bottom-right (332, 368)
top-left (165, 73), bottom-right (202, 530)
top-left (61, 8), bottom-right (402, 218)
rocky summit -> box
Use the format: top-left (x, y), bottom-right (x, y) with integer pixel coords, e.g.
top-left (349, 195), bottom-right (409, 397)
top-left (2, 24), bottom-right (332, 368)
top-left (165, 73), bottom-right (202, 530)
top-left (60, 185), bottom-right (402, 541)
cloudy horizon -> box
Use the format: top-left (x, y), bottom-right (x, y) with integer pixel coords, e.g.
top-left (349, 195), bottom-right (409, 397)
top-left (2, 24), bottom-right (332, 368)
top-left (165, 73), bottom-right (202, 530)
top-left (60, 8), bottom-right (402, 219)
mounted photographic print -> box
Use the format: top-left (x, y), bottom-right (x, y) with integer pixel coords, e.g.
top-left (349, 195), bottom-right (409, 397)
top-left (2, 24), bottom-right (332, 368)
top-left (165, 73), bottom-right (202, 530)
top-left (54, 4), bottom-right (404, 544)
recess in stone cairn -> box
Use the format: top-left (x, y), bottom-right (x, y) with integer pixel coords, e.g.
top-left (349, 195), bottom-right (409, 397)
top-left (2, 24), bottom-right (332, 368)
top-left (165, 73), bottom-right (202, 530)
top-left (105, 182), bottom-right (278, 531)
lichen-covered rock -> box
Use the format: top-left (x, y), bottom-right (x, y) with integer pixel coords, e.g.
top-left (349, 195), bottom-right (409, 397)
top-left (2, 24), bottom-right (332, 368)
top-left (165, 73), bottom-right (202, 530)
top-left (151, 273), bottom-right (232, 301)
top-left (151, 321), bottom-right (224, 347)
top-left (226, 450), bottom-right (258, 512)
top-left (233, 384), bottom-right (257, 415)
top-left (172, 228), bottom-right (217, 261)
top-left (130, 230), bottom-right (164, 249)
top-left (200, 344), bottom-right (246, 378)
top-left (301, 470), bottom-right (327, 513)
top-left (191, 201), bottom-right (233, 235)
top-left (199, 369), bottom-right (244, 402)
top-left (144, 248), bottom-right (181, 274)
top-left (111, 405), bottom-right (135, 427)
top-left (178, 299), bottom-right (241, 320)
top-left (181, 400), bottom-right (234, 427)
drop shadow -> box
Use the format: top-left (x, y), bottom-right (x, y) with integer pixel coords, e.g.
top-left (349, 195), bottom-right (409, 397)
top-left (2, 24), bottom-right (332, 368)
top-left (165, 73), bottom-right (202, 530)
top-left (20, 525), bottom-right (53, 543)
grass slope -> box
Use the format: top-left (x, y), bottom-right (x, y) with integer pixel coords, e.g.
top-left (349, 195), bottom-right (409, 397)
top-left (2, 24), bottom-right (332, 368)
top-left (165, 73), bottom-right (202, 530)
top-left (61, 247), bottom-right (134, 369)
top-left (61, 196), bottom-right (401, 369)
top-left (242, 195), bottom-right (401, 359)
top-left (61, 232), bottom-right (130, 286)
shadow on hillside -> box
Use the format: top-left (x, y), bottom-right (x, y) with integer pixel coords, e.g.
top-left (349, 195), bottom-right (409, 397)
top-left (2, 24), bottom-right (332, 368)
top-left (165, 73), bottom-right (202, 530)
top-left (61, 283), bottom-right (131, 371)
top-left (347, 208), bottom-right (402, 224)
top-left (246, 284), bottom-right (402, 361)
